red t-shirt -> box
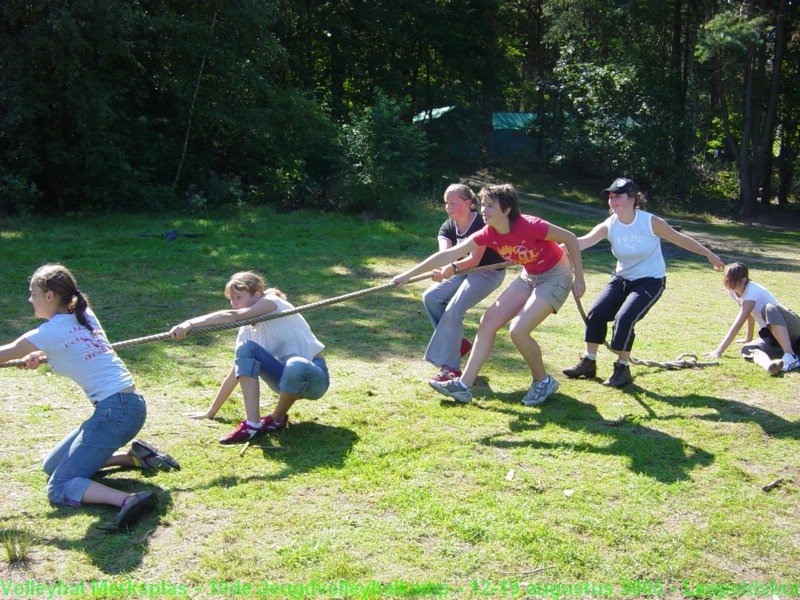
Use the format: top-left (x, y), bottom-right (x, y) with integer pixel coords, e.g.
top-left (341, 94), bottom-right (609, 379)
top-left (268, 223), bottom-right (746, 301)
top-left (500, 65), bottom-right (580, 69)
top-left (472, 214), bottom-right (563, 274)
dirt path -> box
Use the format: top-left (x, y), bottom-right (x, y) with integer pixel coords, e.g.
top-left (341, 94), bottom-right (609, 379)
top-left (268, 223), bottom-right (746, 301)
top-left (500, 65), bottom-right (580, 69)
top-left (516, 189), bottom-right (800, 271)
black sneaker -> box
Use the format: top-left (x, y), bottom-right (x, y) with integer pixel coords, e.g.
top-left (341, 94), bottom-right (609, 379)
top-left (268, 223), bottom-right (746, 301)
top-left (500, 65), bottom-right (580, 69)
top-left (562, 356), bottom-right (597, 379)
top-left (130, 440), bottom-right (181, 471)
top-left (115, 491), bottom-right (158, 528)
top-left (603, 361), bottom-right (632, 387)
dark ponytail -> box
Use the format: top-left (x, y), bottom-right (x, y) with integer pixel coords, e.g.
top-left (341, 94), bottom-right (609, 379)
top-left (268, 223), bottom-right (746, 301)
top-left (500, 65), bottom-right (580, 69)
top-left (30, 264), bottom-right (96, 333)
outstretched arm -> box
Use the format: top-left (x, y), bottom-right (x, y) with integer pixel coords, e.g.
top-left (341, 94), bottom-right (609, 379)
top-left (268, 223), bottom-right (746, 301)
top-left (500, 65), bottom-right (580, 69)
top-left (0, 337), bottom-right (40, 367)
top-left (705, 301), bottom-right (753, 359)
top-left (577, 222), bottom-right (609, 251)
top-left (392, 238), bottom-right (480, 288)
top-left (169, 296), bottom-right (279, 339)
top-left (187, 366), bottom-right (238, 419)
top-left (652, 217), bottom-right (724, 269)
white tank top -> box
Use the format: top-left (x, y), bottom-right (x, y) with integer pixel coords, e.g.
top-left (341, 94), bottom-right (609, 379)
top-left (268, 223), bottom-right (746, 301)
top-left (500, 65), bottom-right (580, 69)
top-left (606, 211), bottom-right (666, 280)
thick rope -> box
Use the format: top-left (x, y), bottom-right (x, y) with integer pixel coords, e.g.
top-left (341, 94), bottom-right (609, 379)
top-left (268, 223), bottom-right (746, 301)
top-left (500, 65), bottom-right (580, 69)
top-left (0, 261), bottom-right (515, 369)
top-left (571, 290), bottom-right (718, 370)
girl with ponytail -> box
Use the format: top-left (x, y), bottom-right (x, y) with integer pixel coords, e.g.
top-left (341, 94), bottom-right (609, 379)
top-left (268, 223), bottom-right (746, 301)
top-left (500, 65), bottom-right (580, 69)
top-left (0, 264), bottom-right (180, 529)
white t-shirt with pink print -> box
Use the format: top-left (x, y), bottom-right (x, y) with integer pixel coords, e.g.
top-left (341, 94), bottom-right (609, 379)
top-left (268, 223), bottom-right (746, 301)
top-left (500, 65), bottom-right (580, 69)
top-left (24, 308), bottom-right (134, 403)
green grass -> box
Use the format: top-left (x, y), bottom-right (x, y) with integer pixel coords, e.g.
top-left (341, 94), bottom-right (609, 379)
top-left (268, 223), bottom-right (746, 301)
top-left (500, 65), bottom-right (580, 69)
top-left (0, 194), bottom-right (798, 599)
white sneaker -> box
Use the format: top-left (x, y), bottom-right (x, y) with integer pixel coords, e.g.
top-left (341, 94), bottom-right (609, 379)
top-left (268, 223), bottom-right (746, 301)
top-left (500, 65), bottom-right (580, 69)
top-left (521, 375), bottom-right (559, 406)
top-left (782, 353), bottom-right (800, 372)
top-left (429, 378), bottom-right (473, 404)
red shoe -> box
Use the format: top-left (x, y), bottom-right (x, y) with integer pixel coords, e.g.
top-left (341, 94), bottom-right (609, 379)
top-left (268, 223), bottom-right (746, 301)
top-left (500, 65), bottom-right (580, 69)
top-left (430, 366), bottom-right (462, 383)
top-left (460, 337), bottom-right (472, 357)
top-left (219, 420), bottom-right (264, 444)
top-left (260, 414), bottom-right (288, 431)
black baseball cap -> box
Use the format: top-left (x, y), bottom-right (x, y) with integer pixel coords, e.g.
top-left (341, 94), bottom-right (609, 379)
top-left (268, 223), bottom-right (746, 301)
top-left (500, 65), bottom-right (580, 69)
top-left (602, 177), bottom-right (637, 195)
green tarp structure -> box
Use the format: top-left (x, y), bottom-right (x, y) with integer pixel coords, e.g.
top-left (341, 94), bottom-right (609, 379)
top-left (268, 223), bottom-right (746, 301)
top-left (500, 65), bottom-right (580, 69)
top-left (414, 107), bottom-right (539, 158)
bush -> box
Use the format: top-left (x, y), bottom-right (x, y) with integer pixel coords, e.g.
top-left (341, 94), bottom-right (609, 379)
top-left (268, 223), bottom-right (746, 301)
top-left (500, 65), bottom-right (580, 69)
top-left (337, 92), bottom-right (429, 213)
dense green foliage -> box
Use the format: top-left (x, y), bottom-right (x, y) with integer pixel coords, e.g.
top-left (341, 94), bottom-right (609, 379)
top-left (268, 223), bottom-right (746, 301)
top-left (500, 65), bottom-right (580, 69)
top-left (1, 0), bottom-right (798, 216)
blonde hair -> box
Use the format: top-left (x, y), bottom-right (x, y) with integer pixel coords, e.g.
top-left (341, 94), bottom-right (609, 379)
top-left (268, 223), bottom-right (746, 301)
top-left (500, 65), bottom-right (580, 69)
top-left (224, 271), bottom-right (286, 300)
top-left (444, 183), bottom-right (479, 211)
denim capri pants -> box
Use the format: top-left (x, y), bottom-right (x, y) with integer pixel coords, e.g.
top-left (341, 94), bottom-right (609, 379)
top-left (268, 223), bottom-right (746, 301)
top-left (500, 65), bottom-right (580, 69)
top-left (42, 392), bottom-right (146, 507)
top-left (234, 340), bottom-right (330, 400)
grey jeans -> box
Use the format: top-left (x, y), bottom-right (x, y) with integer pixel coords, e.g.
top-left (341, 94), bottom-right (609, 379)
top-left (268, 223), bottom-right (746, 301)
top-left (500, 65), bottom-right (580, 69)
top-left (422, 268), bottom-right (506, 369)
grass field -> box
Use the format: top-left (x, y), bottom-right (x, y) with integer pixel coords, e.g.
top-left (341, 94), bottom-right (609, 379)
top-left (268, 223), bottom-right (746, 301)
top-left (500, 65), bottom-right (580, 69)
top-left (1, 190), bottom-right (798, 599)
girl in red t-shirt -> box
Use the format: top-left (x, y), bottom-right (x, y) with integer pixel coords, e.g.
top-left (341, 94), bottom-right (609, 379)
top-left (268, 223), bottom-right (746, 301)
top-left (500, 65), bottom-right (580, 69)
top-left (393, 184), bottom-right (585, 406)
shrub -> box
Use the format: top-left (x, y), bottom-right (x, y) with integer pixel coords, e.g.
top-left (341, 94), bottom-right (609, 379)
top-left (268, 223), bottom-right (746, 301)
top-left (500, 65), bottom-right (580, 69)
top-left (337, 92), bottom-right (429, 213)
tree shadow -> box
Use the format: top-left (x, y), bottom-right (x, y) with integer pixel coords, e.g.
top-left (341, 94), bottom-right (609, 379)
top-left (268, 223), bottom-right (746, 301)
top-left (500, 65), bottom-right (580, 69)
top-left (475, 386), bottom-right (715, 484)
top-left (624, 386), bottom-right (800, 440)
top-left (41, 478), bottom-right (170, 575)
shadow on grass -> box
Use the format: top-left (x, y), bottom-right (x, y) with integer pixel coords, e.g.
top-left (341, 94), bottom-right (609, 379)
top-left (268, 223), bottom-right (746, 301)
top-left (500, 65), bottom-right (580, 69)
top-left (476, 388), bottom-right (715, 484)
top-left (194, 422), bottom-right (359, 489)
top-left (42, 477), bottom-right (170, 575)
top-left (627, 387), bottom-right (800, 440)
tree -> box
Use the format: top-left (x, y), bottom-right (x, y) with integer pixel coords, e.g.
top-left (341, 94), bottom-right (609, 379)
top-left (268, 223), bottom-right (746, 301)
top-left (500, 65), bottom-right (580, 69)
top-left (696, 0), bottom-right (788, 217)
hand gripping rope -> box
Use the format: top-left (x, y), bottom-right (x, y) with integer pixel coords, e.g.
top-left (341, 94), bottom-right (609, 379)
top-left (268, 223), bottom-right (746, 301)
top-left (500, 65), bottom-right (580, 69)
top-left (0, 262), bottom-right (514, 369)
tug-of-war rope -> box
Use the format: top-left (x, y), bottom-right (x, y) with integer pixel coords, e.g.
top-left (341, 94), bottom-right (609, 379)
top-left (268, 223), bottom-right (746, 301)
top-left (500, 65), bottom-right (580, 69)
top-left (0, 261), bottom-right (717, 371)
top-left (570, 292), bottom-right (718, 370)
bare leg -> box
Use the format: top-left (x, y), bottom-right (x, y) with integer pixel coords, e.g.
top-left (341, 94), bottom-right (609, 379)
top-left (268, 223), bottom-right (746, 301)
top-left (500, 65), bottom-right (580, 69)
top-left (80, 481), bottom-right (131, 507)
top-left (104, 452), bottom-right (136, 468)
top-left (271, 392), bottom-right (300, 422)
top-left (509, 295), bottom-right (555, 381)
top-left (461, 286), bottom-right (529, 386)
top-left (238, 375), bottom-right (262, 423)
top-left (769, 324), bottom-right (795, 356)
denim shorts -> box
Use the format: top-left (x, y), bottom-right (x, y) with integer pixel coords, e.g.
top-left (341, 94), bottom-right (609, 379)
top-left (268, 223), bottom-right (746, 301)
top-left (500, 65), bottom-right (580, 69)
top-left (42, 392), bottom-right (146, 506)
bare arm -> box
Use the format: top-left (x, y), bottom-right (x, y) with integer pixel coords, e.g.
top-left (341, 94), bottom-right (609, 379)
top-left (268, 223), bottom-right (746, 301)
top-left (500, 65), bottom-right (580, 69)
top-left (705, 300), bottom-right (754, 358)
top-left (169, 296), bottom-right (279, 339)
top-left (0, 337), bottom-right (40, 367)
top-left (546, 224), bottom-right (586, 299)
top-left (392, 238), bottom-right (480, 288)
top-left (652, 217), bottom-right (724, 269)
top-left (577, 222), bottom-right (609, 251)
top-left (741, 314), bottom-right (755, 344)
top-left (188, 366), bottom-right (238, 419)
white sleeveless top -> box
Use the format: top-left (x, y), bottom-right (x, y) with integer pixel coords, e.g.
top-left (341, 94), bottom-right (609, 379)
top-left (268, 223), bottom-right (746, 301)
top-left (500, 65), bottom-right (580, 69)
top-left (235, 295), bottom-right (324, 361)
top-left (605, 210), bottom-right (666, 280)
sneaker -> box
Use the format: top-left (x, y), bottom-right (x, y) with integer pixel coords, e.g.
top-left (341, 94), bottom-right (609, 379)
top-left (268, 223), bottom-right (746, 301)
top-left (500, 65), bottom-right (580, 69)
top-left (603, 361), bottom-right (632, 387)
top-left (115, 491), bottom-right (157, 528)
top-left (460, 337), bottom-right (473, 357)
top-left (130, 440), bottom-right (181, 471)
top-left (430, 366), bottom-right (462, 383)
top-left (260, 414), bottom-right (288, 431)
top-left (521, 375), bottom-right (559, 406)
top-left (219, 420), bottom-right (264, 444)
top-left (767, 359), bottom-right (784, 375)
top-left (429, 379), bottom-right (473, 403)
top-left (562, 356), bottom-right (597, 379)
top-left (782, 353), bottom-right (800, 372)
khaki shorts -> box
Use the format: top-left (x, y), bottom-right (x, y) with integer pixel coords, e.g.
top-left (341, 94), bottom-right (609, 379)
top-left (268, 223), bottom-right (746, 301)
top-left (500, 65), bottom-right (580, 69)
top-left (509, 263), bottom-right (573, 313)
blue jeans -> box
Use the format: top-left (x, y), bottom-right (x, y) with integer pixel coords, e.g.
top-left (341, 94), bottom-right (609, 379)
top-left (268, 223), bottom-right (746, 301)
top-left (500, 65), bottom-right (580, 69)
top-left (42, 392), bottom-right (146, 507)
top-left (584, 275), bottom-right (666, 352)
top-left (234, 341), bottom-right (329, 400)
top-left (422, 269), bottom-right (506, 369)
